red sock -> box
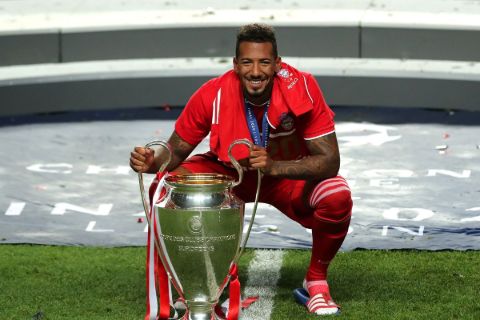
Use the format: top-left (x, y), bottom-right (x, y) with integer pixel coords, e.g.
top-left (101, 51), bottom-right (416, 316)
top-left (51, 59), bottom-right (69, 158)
top-left (306, 176), bottom-right (352, 281)
top-left (306, 220), bottom-right (350, 281)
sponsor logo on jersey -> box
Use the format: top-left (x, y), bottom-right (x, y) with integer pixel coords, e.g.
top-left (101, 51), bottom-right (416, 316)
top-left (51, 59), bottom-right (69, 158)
top-left (277, 68), bottom-right (298, 89)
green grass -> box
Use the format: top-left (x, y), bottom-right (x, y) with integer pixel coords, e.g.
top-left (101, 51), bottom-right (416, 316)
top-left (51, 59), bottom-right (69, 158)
top-left (0, 245), bottom-right (479, 319)
top-left (274, 250), bottom-right (480, 320)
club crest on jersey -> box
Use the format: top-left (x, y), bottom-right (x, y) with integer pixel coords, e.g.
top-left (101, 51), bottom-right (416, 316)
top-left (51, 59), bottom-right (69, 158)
top-left (279, 113), bottom-right (294, 131)
top-left (278, 68), bottom-right (292, 79)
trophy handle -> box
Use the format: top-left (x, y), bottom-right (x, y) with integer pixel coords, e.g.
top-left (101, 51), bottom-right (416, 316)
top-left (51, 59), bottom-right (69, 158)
top-left (138, 140), bottom-right (172, 218)
top-left (228, 139), bottom-right (263, 263)
top-left (228, 138), bottom-right (253, 188)
top-left (137, 141), bottom-right (189, 306)
top-left (137, 140), bottom-right (187, 304)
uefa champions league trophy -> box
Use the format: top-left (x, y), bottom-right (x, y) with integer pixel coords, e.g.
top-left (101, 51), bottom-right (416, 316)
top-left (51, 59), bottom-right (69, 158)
top-left (138, 139), bottom-right (261, 320)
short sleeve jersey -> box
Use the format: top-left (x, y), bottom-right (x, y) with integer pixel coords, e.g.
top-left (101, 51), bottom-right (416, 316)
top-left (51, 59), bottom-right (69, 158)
top-left (175, 72), bottom-right (335, 161)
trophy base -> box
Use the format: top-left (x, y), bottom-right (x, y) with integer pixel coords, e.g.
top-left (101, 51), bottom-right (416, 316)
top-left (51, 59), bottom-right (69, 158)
top-left (180, 302), bottom-right (226, 320)
top-left (181, 312), bottom-right (224, 320)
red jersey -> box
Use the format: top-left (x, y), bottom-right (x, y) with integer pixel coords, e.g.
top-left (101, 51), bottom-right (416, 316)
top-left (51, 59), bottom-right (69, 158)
top-left (175, 62), bottom-right (335, 162)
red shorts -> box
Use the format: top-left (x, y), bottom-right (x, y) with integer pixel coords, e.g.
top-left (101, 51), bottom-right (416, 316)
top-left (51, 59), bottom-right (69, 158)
top-left (178, 152), bottom-right (316, 228)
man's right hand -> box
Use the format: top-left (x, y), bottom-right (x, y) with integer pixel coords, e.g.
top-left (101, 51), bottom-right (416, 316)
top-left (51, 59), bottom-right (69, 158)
top-left (130, 146), bottom-right (155, 173)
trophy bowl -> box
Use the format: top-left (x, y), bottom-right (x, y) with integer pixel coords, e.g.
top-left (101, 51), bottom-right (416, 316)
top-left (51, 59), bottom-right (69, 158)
top-left (154, 173), bottom-right (244, 320)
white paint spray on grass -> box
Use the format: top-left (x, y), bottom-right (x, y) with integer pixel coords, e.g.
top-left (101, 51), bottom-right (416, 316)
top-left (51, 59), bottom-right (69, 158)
top-left (241, 249), bottom-right (285, 320)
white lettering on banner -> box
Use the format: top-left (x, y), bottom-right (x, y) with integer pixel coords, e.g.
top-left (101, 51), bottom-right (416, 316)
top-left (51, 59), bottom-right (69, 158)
top-left (363, 169), bottom-right (415, 178)
top-left (426, 169), bottom-right (471, 178)
top-left (336, 123), bottom-right (401, 147)
top-left (382, 226), bottom-right (425, 236)
top-left (86, 165), bottom-right (131, 175)
top-left (26, 163), bottom-right (72, 174)
top-left (247, 225), bottom-right (279, 234)
top-left (383, 208), bottom-right (434, 221)
top-left (5, 202), bottom-right (25, 215)
top-left (86, 221), bottom-right (114, 232)
top-left (370, 178), bottom-right (400, 187)
top-left (245, 214), bottom-right (266, 219)
top-left (461, 207), bottom-right (480, 222)
top-left (51, 203), bottom-right (113, 216)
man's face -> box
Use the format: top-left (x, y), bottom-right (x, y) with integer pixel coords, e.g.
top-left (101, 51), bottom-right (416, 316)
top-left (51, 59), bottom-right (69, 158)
top-left (233, 41), bottom-right (281, 101)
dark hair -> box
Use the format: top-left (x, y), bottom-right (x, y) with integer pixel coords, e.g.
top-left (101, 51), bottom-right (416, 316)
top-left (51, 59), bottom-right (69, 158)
top-left (235, 23), bottom-right (278, 58)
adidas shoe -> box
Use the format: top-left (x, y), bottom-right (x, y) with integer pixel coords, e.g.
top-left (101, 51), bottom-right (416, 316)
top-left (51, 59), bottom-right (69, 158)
top-left (293, 280), bottom-right (340, 316)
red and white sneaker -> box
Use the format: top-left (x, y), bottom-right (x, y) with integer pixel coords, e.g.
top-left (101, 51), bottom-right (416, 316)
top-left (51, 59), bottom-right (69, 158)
top-left (303, 279), bottom-right (340, 315)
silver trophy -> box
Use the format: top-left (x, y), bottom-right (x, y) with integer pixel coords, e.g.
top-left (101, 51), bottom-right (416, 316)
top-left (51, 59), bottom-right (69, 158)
top-left (138, 140), bottom-right (261, 320)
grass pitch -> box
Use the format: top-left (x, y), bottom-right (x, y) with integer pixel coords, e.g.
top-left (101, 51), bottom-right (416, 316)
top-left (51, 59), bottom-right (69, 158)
top-left (0, 245), bottom-right (479, 319)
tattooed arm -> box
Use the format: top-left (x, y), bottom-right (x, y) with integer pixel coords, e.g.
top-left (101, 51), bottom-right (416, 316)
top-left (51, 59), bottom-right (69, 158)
top-left (249, 132), bottom-right (340, 181)
top-left (129, 131), bottom-right (196, 174)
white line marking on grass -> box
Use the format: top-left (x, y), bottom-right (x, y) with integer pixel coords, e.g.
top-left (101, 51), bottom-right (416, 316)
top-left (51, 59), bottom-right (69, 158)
top-left (241, 249), bottom-right (285, 320)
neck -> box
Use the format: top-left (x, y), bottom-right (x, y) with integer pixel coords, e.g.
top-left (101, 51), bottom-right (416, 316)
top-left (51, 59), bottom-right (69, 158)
top-left (244, 85), bottom-right (273, 107)
top-left (245, 99), bottom-right (269, 107)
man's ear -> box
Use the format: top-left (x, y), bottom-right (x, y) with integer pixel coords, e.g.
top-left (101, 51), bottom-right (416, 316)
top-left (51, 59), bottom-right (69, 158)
top-left (275, 56), bottom-right (282, 72)
top-left (233, 57), bottom-right (239, 74)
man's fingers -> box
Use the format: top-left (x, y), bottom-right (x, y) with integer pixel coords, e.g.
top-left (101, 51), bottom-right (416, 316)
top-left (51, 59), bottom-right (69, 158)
top-left (134, 146), bottom-right (154, 156)
top-left (130, 158), bottom-right (148, 173)
top-left (250, 150), bottom-right (267, 158)
top-left (144, 147), bottom-right (154, 157)
top-left (130, 147), bottom-right (154, 173)
top-left (130, 151), bottom-right (146, 162)
top-left (134, 146), bottom-right (146, 154)
top-left (131, 147), bottom-right (155, 160)
top-left (130, 157), bottom-right (145, 166)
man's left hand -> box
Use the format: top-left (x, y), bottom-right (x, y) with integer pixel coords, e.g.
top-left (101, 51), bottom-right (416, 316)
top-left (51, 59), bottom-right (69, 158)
top-left (249, 145), bottom-right (273, 174)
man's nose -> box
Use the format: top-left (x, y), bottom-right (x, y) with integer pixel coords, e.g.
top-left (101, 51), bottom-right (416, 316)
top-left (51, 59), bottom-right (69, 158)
top-left (251, 62), bottom-right (261, 77)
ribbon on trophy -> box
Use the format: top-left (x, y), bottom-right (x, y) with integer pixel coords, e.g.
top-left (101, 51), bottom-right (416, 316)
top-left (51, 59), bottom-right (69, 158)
top-left (147, 171), bottom-right (172, 320)
top-left (227, 264), bottom-right (240, 320)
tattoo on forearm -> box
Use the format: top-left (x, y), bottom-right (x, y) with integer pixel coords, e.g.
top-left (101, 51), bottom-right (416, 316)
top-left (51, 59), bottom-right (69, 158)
top-left (166, 132), bottom-right (195, 171)
top-left (271, 156), bottom-right (326, 180)
top-left (270, 133), bottom-right (340, 180)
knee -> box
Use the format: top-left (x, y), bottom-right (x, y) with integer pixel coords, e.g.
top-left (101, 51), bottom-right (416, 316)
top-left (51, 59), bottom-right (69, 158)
top-left (309, 176), bottom-right (353, 222)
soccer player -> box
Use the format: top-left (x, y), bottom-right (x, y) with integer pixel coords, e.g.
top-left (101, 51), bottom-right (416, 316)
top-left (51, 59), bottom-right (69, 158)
top-left (130, 23), bottom-right (352, 317)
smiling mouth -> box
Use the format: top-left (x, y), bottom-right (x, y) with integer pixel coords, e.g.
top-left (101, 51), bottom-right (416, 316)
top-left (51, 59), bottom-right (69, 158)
top-left (248, 79), bottom-right (264, 87)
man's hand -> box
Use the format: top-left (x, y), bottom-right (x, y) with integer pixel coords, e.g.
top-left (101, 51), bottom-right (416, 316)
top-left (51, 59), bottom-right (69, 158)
top-left (249, 145), bottom-right (274, 174)
top-left (130, 147), bottom-right (155, 173)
